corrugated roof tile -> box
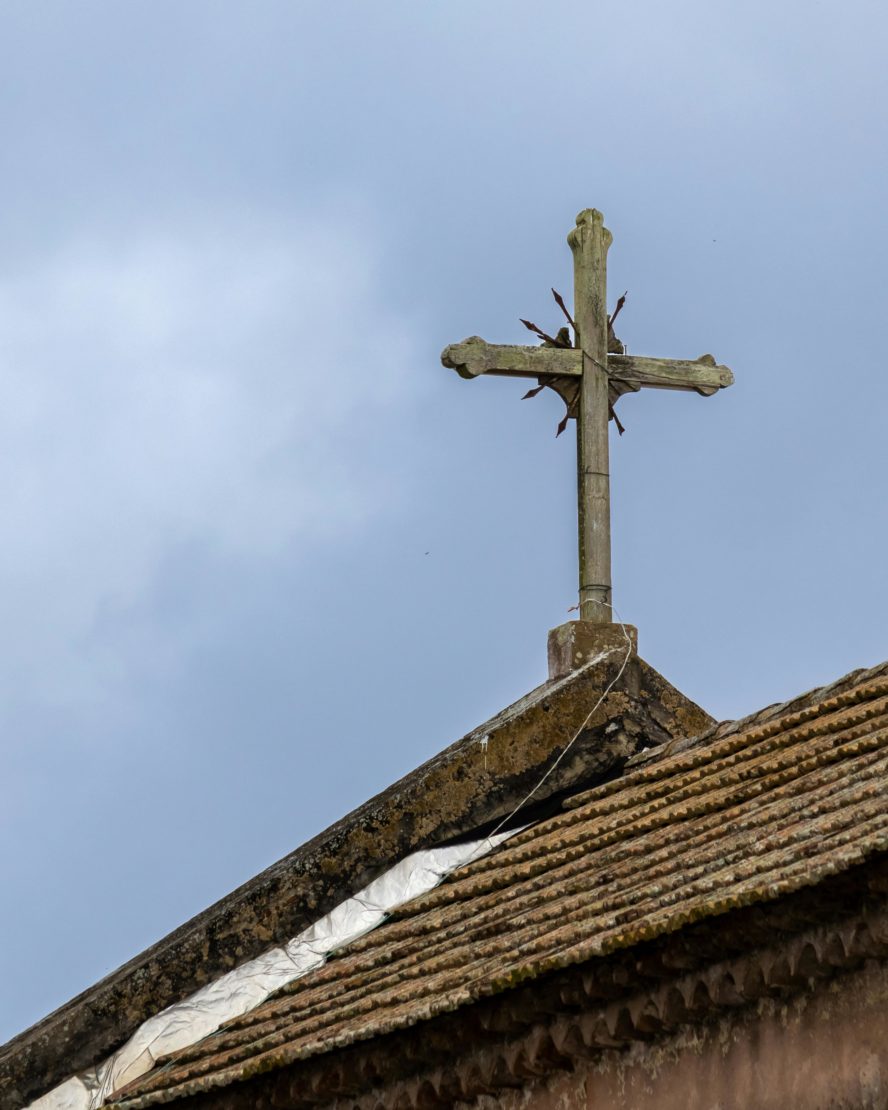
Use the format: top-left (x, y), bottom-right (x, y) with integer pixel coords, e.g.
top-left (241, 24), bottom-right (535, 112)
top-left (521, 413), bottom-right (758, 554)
top-left (111, 666), bottom-right (888, 1107)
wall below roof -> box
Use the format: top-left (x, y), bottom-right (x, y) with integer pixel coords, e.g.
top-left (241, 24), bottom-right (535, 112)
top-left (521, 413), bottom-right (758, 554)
top-left (477, 957), bottom-right (888, 1110)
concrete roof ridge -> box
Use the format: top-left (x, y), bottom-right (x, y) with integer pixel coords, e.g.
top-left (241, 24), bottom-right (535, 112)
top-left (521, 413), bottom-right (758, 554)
top-left (628, 656), bottom-right (888, 771)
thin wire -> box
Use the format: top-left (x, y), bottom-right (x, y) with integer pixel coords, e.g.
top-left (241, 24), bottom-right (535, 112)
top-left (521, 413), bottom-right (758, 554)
top-left (582, 348), bottom-right (704, 390)
top-left (466, 601), bottom-right (634, 863)
top-left (608, 372), bottom-right (696, 388)
top-left (580, 347), bottom-right (608, 375)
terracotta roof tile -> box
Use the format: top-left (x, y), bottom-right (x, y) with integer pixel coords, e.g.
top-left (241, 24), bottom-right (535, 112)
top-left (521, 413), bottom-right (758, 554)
top-left (111, 665), bottom-right (888, 1106)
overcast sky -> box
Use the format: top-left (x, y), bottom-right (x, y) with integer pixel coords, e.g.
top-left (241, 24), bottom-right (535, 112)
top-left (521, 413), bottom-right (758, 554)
top-left (2, 0), bottom-right (887, 1044)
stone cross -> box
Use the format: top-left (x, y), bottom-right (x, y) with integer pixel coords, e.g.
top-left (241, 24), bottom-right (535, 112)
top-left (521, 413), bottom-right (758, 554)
top-left (442, 208), bottom-right (733, 635)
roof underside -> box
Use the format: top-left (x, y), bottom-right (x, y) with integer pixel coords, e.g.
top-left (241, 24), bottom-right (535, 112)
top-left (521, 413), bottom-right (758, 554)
top-left (113, 659), bottom-right (888, 1107)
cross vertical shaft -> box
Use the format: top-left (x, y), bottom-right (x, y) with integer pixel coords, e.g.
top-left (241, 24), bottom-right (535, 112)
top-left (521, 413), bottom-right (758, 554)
top-left (569, 209), bottom-right (613, 624)
top-left (440, 205), bottom-right (734, 666)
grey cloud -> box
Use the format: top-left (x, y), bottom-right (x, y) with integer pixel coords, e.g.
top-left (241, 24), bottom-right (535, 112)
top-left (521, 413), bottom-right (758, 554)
top-left (3, 0), bottom-right (888, 1046)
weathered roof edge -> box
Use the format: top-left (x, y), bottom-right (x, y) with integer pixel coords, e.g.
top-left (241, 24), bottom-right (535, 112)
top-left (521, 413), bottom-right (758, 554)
top-left (1, 649), bottom-right (712, 1110)
top-left (113, 855), bottom-right (888, 1110)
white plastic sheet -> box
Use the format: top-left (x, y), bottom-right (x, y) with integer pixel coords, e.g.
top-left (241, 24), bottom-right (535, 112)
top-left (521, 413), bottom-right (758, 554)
top-left (30, 829), bottom-right (517, 1110)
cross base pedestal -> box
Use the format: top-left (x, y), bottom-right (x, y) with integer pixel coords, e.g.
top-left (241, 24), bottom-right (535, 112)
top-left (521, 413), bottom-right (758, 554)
top-left (547, 620), bottom-right (638, 681)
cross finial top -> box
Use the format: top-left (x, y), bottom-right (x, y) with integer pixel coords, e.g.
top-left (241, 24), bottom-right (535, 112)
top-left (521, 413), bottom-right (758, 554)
top-left (442, 208), bottom-right (732, 658)
top-left (568, 208), bottom-right (612, 252)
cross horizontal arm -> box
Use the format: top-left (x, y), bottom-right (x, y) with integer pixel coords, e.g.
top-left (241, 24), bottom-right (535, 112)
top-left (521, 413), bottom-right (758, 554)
top-left (607, 353), bottom-right (733, 397)
top-left (441, 337), bottom-right (733, 397)
top-left (441, 336), bottom-right (580, 380)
